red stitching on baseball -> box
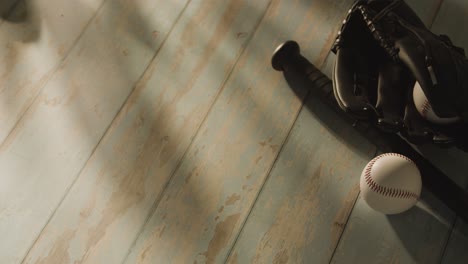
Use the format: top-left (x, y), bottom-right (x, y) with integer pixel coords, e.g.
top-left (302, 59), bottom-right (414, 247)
top-left (421, 99), bottom-right (431, 118)
top-left (364, 153), bottom-right (419, 199)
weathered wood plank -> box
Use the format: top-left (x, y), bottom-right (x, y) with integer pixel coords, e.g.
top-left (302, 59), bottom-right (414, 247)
top-left (226, 0), bottom-right (447, 263)
top-left (330, 1), bottom-right (468, 263)
top-left (0, 0), bottom-right (104, 142)
top-left (226, 92), bottom-right (375, 263)
top-left (123, 0), bottom-right (362, 263)
top-left (22, 0), bottom-right (271, 263)
top-left (330, 151), bottom-right (467, 263)
top-left (0, 0), bottom-right (189, 263)
top-left (331, 191), bottom-right (454, 264)
top-left (430, 0), bottom-right (468, 262)
top-left (442, 219), bottom-right (468, 264)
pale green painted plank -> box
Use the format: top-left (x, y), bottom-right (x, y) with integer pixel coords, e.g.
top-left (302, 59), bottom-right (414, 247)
top-left (230, 1), bottom-right (442, 263)
top-left (331, 191), bottom-right (453, 264)
top-left (442, 219), bottom-right (468, 264)
top-left (415, 145), bottom-right (468, 264)
top-left (0, 0), bottom-right (189, 263)
top-left (330, 1), bottom-right (468, 262)
top-left (124, 1), bottom-right (362, 263)
top-left (430, 0), bottom-right (468, 262)
top-left (226, 91), bottom-right (375, 263)
top-left (330, 149), bottom-right (456, 263)
top-left (227, 0), bottom-right (446, 263)
top-left (22, 0), bottom-right (271, 263)
top-left (0, 0), bottom-right (104, 142)
top-left (331, 147), bottom-right (459, 264)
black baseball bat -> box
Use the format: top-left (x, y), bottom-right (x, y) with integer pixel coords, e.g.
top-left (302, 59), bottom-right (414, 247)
top-left (272, 40), bottom-right (468, 222)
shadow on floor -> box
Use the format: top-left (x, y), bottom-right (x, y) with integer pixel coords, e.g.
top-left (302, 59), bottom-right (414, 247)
top-left (387, 189), bottom-right (454, 262)
top-left (277, 44), bottom-right (468, 262)
top-left (0, 0), bottom-right (19, 21)
top-left (1, 0), bottom-right (39, 40)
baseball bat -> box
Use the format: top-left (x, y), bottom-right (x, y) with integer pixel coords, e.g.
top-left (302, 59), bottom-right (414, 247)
top-left (272, 40), bottom-right (468, 222)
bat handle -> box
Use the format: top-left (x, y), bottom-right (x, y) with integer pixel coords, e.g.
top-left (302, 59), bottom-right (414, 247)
top-left (272, 41), bottom-right (468, 223)
top-left (272, 41), bottom-right (333, 97)
top-left (271, 41), bottom-right (301, 72)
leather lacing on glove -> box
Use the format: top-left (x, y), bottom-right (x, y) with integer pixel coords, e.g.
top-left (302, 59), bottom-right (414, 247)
top-left (361, 0), bottom-right (468, 120)
top-left (330, 0), bottom-right (468, 151)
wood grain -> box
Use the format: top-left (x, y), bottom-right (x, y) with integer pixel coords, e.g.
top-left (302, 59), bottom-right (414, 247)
top-left (226, 91), bottom-right (375, 263)
top-left (330, 1), bottom-right (468, 263)
top-left (2, 0), bottom-right (466, 263)
top-left (331, 191), bottom-right (454, 264)
top-left (22, 0), bottom-right (271, 263)
top-left (0, 0), bottom-right (104, 142)
top-left (123, 0), bottom-right (362, 263)
top-left (0, 0), bottom-right (189, 263)
top-left (227, 0), bottom-right (452, 263)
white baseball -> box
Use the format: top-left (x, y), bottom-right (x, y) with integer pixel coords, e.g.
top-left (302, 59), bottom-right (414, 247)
top-left (360, 153), bottom-right (422, 214)
top-left (413, 81), bottom-right (460, 124)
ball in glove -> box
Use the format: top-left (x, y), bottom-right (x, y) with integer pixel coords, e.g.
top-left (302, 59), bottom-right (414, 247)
top-left (331, 0), bottom-right (468, 151)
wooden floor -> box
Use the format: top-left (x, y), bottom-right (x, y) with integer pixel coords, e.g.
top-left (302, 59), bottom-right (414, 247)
top-left (1, 0), bottom-right (467, 263)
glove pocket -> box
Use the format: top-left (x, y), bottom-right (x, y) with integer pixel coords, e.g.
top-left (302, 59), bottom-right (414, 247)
top-left (332, 47), bottom-right (377, 120)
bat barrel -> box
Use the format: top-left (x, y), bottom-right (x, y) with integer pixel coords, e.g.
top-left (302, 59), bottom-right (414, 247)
top-left (271, 40), bottom-right (468, 223)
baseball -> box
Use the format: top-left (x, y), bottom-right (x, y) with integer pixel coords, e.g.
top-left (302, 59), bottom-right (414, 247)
top-left (360, 153), bottom-right (422, 214)
top-left (413, 82), bottom-right (460, 124)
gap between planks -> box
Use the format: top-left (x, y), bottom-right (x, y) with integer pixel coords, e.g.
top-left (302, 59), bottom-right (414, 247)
top-left (121, 1), bottom-right (273, 262)
top-left (17, 0), bottom-right (273, 263)
top-left (329, 0), bottom-right (465, 262)
top-left (19, 0), bottom-right (193, 262)
top-left (223, 6), bottom-right (357, 264)
top-left (224, 60), bottom-right (330, 263)
top-left (0, 0), bottom-right (106, 148)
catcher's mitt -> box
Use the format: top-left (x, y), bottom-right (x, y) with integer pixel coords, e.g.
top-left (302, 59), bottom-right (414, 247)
top-left (331, 0), bottom-right (468, 150)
